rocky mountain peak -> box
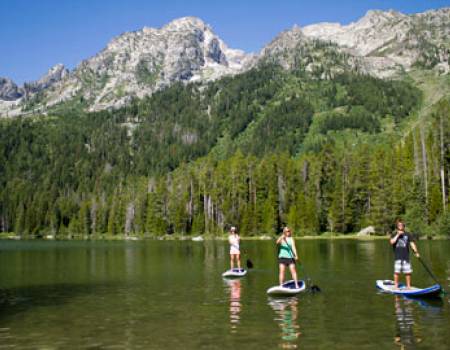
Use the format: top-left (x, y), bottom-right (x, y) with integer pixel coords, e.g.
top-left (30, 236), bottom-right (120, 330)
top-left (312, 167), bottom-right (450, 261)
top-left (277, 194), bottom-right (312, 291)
top-left (162, 16), bottom-right (209, 31)
top-left (48, 63), bottom-right (67, 75)
top-left (34, 15), bottom-right (253, 111)
top-left (418, 7), bottom-right (450, 17)
top-left (23, 64), bottom-right (69, 95)
top-left (361, 9), bottom-right (405, 23)
top-left (0, 63), bottom-right (69, 103)
top-left (262, 25), bottom-right (306, 54)
top-left (0, 78), bottom-right (21, 101)
top-left (301, 8), bottom-right (450, 76)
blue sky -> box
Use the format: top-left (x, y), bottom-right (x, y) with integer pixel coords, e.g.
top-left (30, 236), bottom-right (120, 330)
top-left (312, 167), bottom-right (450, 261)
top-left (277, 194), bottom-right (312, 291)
top-left (1, 0), bottom-right (449, 84)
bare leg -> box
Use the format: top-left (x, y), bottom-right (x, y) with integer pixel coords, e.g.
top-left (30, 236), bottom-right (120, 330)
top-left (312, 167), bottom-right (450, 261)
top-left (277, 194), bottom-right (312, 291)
top-left (230, 255), bottom-right (234, 270)
top-left (405, 274), bottom-right (411, 289)
top-left (279, 264), bottom-right (286, 286)
top-left (289, 264), bottom-right (299, 288)
top-left (394, 273), bottom-right (399, 289)
top-left (236, 254), bottom-right (241, 269)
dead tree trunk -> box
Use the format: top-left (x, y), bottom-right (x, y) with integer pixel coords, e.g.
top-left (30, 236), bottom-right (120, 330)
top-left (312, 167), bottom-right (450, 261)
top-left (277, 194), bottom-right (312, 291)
top-left (440, 113), bottom-right (447, 212)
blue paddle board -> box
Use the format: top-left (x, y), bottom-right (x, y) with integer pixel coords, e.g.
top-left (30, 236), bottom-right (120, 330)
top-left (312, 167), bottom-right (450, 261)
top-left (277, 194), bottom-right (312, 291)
top-left (376, 280), bottom-right (441, 298)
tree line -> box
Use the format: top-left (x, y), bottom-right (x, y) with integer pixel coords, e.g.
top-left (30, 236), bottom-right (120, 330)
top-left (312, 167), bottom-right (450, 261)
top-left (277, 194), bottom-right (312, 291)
top-left (1, 64), bottom-right (448, 237)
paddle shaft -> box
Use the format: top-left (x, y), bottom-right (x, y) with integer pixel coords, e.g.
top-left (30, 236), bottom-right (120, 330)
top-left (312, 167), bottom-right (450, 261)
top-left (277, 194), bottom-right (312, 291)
top-left (282, 236), bottom-right (314, 277)
top-left (232, 239), bottom-right (253, 269)
top-left (281, 236), bottom-right (321, 291)
top-left (417, 256), bottom-right (444, 290)
top-left (281, 236), bottom-right (297, 263)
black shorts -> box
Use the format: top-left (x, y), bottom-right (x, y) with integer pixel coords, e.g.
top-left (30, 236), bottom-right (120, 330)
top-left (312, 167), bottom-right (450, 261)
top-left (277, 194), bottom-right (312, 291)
top-left (278, 258), bottom-right (295, 266)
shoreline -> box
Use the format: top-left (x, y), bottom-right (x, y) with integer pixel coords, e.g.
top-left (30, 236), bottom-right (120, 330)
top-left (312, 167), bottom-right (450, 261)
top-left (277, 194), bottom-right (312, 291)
top-left (0, 233), bottom-right (448, 241)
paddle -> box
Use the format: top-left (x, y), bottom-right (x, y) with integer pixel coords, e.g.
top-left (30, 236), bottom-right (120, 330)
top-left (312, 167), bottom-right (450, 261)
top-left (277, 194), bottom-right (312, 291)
top-left (246, 258), bottom-right (254, 269)
top-left (300, 262), bottom-right (321, 293)
top-left (416, 255), bottom-right (446, 294)
top-left (234, 239), bottom-right (253, 269)
top-left (238, 238), bottom-right (253, 269)
top-left (282, 236), bottom-right (321, 293)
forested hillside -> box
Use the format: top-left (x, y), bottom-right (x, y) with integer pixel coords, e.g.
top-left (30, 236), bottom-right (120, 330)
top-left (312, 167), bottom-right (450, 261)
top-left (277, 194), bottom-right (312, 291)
top-left (1, 64), bottom-right (449, 238)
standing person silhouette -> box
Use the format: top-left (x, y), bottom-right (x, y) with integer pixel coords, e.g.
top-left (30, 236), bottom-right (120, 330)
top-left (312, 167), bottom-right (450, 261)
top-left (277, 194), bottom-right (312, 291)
top-left (276, 227), bottom-right (299, 288)
top-left (390, 220), bottom-right (420, 289)
top-left (228, 226), bottom-right (241, 270)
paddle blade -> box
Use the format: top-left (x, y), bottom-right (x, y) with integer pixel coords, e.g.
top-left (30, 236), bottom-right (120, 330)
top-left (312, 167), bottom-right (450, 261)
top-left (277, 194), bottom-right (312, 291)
top-left (246, 259), bottom-right (254, 269)
top-left (310, 285), bottom-right (321, 293)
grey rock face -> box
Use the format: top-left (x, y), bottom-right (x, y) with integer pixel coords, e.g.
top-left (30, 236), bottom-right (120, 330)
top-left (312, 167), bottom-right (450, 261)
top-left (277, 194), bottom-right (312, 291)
top-left (23, 64), bottom-right (69, 96)
top-left (300, 8), bottom-right (450, 77)
top-left (259, 26), bottom-right (359, 78)
top-left (207, 38), bottom-right (228, 64)
top-left (0, 64), bottom-right (68, 102)
top-left (39, 16), bottom-right (253, 111)
top-left (0, 78), bottom-right (22, 101)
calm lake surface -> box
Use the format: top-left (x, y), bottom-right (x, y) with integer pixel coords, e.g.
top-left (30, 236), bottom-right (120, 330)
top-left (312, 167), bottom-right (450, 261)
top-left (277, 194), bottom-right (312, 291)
top-left (0, 239), bottom-right (449, 349)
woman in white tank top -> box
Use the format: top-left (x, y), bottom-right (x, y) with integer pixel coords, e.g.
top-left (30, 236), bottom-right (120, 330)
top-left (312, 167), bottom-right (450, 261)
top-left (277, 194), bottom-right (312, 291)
top-left (228, 226), bottom-right (241, 270)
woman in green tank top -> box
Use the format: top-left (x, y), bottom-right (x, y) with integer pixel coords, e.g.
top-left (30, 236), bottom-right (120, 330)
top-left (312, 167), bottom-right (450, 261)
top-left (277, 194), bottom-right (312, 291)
top-left (276, 227), bottom-right (299, 288)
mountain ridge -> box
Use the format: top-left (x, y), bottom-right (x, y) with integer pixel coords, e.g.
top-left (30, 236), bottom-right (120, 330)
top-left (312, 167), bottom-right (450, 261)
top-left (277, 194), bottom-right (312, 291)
top-left (1, 8), bottom-right (449, 117)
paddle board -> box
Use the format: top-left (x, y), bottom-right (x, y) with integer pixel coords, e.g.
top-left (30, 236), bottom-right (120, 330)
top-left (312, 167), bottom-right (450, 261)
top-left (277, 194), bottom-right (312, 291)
top-left (222, 268), bottom-right (247, 278)
top-left (267, 280), bottom-right (306, 296)
top-left (376, 280), bottom-right (441, 298)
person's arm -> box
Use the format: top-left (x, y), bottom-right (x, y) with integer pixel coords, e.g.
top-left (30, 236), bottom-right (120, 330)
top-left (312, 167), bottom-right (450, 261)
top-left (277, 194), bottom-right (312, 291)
top-left (410, 241), bottom-right (420, 257)
top-left (276, 234), bottom-right (285, 245)
top-left (228, 235), bottom-right (233, 245)
top-left (291, 239), bottom-right (299, 260)
top-left (390, 232), bottom-right (400, 245)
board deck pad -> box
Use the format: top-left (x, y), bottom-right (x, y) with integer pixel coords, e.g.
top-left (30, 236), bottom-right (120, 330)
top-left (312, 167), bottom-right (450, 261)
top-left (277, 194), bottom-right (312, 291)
top-left (376, 280), bottom-right (442, 298)
top-left (267, 280), bottom-right (306, 296)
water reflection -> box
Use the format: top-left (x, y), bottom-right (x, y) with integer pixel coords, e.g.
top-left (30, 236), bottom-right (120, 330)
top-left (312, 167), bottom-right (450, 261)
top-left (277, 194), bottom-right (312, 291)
top-left (394, 296), bottom-right (422, 349)
top-left (223, 279), bottom-right (242, 333)
top-left (0, 240), bottom-right (448, 349)
top-left (268, 297), bottom-right (301, 349)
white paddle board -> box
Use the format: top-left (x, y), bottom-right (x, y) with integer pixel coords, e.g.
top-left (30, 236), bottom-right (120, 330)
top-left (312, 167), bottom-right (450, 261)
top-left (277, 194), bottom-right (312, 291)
top-left (376, 280), bottom-right (442, 298)
top-left (267, 280), bottom-right (306, 296)
top-left (222, 268), bottom-right (247, 278)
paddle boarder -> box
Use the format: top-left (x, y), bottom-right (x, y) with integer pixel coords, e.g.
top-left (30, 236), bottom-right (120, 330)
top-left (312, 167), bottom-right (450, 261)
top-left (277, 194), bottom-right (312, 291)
top-left (276, 227), bottom-right (299, 288)
top-left (228, 226), bottom-right (241, 270)
top-left (390, 219), bottom-right (420, 289)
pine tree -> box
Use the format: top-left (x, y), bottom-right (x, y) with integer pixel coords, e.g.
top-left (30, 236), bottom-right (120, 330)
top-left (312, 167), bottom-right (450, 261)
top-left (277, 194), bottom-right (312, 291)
top-left (14, 204), bottom-right (26, 237)
top-left (145, 192), bottom-right (166, 236)
top-left (79, 201), bottom-right (91, 236)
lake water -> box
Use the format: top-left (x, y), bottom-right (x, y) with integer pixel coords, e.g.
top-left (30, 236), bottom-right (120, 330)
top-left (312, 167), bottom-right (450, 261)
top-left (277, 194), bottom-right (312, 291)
top-left (0, 239), bottom-right (449, 349)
